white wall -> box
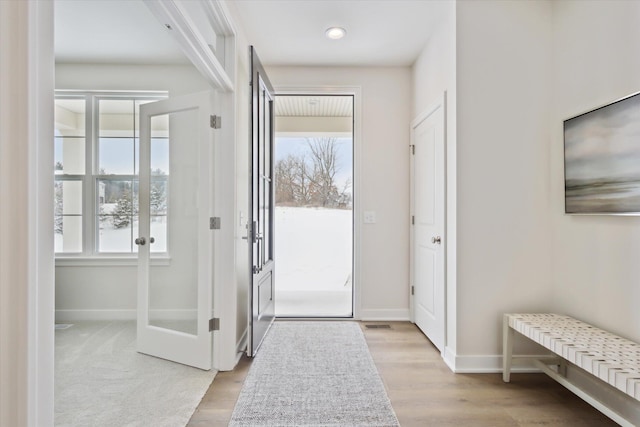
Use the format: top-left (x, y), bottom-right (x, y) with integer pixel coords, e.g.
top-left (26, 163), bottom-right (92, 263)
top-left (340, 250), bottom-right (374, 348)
top-left (266, 66), bottom-right (412, 319)
top-left (1, 1), bottom-right (55, 424)
top-left (411, 1), bottom-right (458, 358)
top-left (55, 63), bottom-right (210, 95)
top-left (454, 0), bottom-right (554, 368)
top-left (55, 64), bottom-right (210, 319)
top-left (551, 0), bottom-right (640, 341)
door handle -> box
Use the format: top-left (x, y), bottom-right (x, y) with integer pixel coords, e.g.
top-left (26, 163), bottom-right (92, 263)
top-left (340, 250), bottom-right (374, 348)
top-left (431, 236), bottom-right (442, 245)
top-left (135, 237), bottom-right (155, 245)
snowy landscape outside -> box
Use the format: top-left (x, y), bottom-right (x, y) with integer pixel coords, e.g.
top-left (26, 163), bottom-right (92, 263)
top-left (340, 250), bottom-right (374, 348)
top-left (274, 136), bottom-right (353, 317)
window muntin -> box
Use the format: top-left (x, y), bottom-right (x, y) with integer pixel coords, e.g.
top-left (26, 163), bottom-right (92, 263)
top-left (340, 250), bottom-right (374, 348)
top-left (54, 91), bottom-right (168, 257)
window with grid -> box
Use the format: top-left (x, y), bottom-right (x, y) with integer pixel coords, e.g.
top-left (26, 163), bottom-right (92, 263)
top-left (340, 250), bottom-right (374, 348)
top-left (54, 92), bottom-right (168, 256)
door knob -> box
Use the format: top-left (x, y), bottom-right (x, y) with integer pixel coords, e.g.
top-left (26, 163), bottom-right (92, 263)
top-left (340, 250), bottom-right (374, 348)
top-left (431, 236), bottom-right (442, 244)
top-left (149, 237), bottom-right (155, 244)
top-left (135, 237), bottom-right (146, 246)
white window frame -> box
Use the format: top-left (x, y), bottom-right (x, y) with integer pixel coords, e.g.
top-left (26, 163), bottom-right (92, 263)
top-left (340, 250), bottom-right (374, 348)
top-left (55, 90), bottom-right (168, 265)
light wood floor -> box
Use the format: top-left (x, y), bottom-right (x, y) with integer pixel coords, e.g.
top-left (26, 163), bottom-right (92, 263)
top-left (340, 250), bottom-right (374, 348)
top-left (188, 321), bottom-right (616, 426)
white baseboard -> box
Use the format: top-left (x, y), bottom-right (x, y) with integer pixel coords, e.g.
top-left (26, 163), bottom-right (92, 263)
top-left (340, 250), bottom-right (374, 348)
top-left (358, 308), bottom-right (410, 321)
top-left (443, 346), bottom-right (456, 372)
top-left (56, 309), bottom-right (136, 322)
top-left (236, 328), bottom-right (248, 358)
top-left (55, 309), bottom-right (199, 322)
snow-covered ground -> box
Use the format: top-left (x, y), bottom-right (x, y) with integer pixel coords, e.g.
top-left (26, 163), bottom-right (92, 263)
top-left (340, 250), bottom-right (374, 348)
top-left (56, 204), bottom-right (352, 316)
top-left (55, 217), bottom-right (167, 253)
top-left (274, 206), bottom-right (352, 317)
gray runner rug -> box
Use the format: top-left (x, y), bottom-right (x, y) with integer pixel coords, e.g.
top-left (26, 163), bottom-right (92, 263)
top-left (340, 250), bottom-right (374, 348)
top-left (229, 321), bottom-right (400, 426)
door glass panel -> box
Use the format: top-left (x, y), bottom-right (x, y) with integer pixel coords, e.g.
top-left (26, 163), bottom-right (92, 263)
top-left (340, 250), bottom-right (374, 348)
top-left (264, 92), bottom-right (272, 262)
top-left (149, 116), bottom-right (169, 254)
top-left (148, 110), bottom-right (198, 336)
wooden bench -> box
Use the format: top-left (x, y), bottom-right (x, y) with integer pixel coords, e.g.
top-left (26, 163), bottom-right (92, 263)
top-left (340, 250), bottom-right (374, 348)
top-left (503, 313), bottom-right (640, 427)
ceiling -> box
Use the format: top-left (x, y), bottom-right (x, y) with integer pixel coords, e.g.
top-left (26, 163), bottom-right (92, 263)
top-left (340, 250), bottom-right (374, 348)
top-left (55, 0), bottom-right (188, 64)
top-left (55, 0), bottom-right (449, 68)
top-left (228, 0), bottom-right (449, 67)
top-left (276, 96), bottom-right (353, 117)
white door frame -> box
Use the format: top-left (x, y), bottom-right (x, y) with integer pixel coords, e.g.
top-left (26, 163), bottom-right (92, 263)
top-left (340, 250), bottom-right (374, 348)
top-left (146, 0), bottom-right (239, 373)
top-left (410, 92), bottom-right (447, 352)
top-left (274, 85), bottom-right (363, 319)
top-left (1, 1), bottom-right (55, 425)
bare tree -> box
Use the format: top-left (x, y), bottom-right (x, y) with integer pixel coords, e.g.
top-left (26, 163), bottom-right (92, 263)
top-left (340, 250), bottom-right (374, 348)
top-left (274, 137), bottom-right (351, 209)
top-left (306, 137), bottom-right (341, 207)
top-left (275, 155), bottom-right (298, 205)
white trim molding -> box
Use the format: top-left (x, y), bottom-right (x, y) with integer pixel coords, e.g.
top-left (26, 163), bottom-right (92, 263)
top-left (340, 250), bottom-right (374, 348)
top-left (0, 1), bottom-right (55, 425)
top-left (144, 0), bottom-right (235, 92)
top-left (359, 309), bottom-right (411, 322)
top-left (55, 310), bottom-right (137, 322)
top-left (274, 85), bottom-right (363, 320)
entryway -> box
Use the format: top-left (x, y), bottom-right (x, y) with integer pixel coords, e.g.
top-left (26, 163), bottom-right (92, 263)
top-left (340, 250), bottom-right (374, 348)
top-left (273, 94), bottom-right (354, 317)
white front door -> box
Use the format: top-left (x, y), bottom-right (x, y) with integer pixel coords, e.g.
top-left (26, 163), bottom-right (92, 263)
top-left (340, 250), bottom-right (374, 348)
top-left (411, 94), bottom-right (446, 352)
top-left (137, 91), bottom-right (215, 370)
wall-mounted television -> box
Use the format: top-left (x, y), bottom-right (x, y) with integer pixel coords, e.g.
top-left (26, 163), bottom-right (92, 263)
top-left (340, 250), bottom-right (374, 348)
top-left (564, 91), bottom-right (640, 215)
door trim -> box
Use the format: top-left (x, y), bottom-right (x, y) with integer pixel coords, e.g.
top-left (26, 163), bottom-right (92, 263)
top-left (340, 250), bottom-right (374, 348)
top-left (275, 86), bottom-right (362, 319)
top-left (410, 91), bottom-right (447, 352)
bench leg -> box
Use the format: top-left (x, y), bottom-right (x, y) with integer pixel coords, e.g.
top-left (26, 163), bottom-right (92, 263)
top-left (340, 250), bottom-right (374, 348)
top-left (558, 360), bottom-right (567, 377)
top-left (503, 314), bottom-right (514, 382)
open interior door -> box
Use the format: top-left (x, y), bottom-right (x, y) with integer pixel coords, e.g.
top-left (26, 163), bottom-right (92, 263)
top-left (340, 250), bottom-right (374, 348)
top-left (248, 46), bottom-right (276, 356)
top-left (137, 91), bottom-right (215, 369)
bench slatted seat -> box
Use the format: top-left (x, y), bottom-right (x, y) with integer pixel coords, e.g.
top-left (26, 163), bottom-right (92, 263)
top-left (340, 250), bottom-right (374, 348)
top-left (503, 313), bottom-right (640, 427)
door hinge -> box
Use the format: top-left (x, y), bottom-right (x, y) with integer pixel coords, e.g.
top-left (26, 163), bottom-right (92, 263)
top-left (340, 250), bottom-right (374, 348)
top-left (411, 145), bottom-right (415, 155)
top-left (210, 217), bottom-right (221, 230)
top-left (209, 318), bottom-right (220, 331)
top-left (411, 215), bottom-right (415, 225)
top-left (210, 115), bottom-right (222, 129)
top-left (411, 285), bottom-right (415, 296)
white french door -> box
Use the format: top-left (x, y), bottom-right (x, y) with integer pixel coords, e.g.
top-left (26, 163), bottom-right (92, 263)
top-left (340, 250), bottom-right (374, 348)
top-left (137, 91), bottom-right (215, 370)
top-left (411, 94), bottom-right (446, 352)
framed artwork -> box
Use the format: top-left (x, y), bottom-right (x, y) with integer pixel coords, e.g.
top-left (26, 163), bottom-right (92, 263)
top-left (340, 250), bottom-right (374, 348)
top-left (564, 91), bottom-right (640, 214)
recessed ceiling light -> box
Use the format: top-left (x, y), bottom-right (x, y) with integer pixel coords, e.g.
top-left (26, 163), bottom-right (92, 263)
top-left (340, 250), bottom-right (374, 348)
top-left (325, 27), bottom-right (346, 40)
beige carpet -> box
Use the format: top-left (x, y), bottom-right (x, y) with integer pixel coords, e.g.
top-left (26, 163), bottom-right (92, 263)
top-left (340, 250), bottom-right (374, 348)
top-left (55, 320), bottom-right (215, 427)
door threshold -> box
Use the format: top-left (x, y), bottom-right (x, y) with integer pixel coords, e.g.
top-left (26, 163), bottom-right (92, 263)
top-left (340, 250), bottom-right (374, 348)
top-left (275, 316), bottom-right (354, 321)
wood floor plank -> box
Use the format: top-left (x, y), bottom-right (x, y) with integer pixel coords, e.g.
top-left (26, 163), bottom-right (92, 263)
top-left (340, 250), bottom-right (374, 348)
top-left (188, 321), bottom-right (617, 426)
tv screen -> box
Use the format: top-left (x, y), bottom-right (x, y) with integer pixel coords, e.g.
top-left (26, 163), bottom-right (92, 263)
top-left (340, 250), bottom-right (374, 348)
top-left (564, 91), bottom-right (640, 215)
